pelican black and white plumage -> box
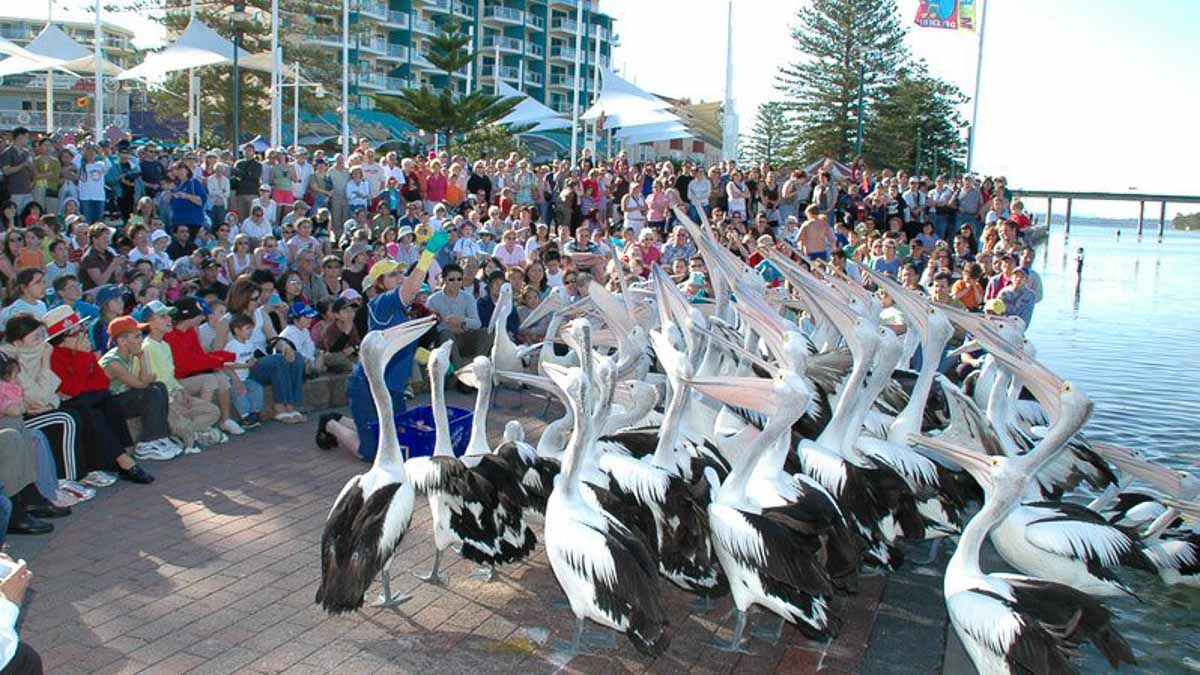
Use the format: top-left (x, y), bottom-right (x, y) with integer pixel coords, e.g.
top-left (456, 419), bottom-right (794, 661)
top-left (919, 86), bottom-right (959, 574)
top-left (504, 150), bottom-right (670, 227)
top-left (541, 321), bottom-right (670, 658)
top-left (316, 315), bottom-right (437, 613)
top-left (691, 362), bottom-right (856, 653)
top-left (1093, 443), bottom-right (1200, 588)
top-left (910, 346), bottom-right (1137, 674)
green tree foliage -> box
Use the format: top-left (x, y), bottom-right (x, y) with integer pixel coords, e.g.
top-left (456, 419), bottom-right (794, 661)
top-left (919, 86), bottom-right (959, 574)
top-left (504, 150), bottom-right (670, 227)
top-left (741, 101), bottom-right (794, 167)
top-left (867, 60), bottom-right (968, 175)
top-left (114, 0), bottom-right (341, 145)
top-left (373, 20), bottom-right (520, 153)
top-left (454, 123), bottom-right (534, 160)
top-left (775, 0), bottom-right (908, 162)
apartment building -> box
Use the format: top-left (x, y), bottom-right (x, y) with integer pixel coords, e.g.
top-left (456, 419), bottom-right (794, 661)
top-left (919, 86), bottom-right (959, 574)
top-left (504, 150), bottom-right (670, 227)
top-left (292, 0), bottom-right (616, 115)
top-left (0, 14), bottom-right (139, 132)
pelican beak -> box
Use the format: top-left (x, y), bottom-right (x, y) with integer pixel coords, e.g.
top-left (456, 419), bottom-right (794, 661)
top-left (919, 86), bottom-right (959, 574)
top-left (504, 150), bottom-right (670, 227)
top-left (864, 267), bottom-right (930, 333)
top-left (455, 356), bottom-right (491, 389)
top-left (587, 280), bottom-right (633, 339)
top-left (379, 314), bottom-right (436, 349)
top-left (649, 328), bottom-right (687, 380)
top-left (496, 368), bottom-right (556, 393)
top-left (1159, 497), bottom-right (1200, 522)
top-left (652, 264), bottom-right (692, 332)
top-left (542, 362), bottom-right (577, 394)
top-left (686, 375), bottom-right (782, 417)
top-left (520, 290), bottom-right (564, 330)
top-left (692, 323), bottom-right (778, 376)
top-left (907, 433), bottom-right (995, 483)
top-left (1092, 442), bottom-right (1190, 497)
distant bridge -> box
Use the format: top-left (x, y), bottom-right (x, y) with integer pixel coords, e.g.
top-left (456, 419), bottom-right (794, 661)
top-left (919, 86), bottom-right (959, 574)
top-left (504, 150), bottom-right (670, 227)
top-left (1012, 189), bottom-right (1200, 238)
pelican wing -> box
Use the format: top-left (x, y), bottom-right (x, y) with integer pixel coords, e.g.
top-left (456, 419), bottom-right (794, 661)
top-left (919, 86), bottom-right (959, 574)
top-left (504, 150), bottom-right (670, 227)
top-left (1022, 502), bottom-right (1155, 573)
top-left (947, 589), bottom-right (1074, 675)
top-left (405, 455), bottom-right (470, 496)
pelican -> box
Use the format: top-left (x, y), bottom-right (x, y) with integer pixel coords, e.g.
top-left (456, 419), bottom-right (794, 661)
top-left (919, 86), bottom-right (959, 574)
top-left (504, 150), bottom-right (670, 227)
top-left (489, 282), bottom-right (544, 375)
top-left (692, 365), bottom-right (854, 653)
top-left (315, 315), bottom-right (436, 613)
top-left (910, 351), bottom-right (1136, 674)
top-left (541, 325), bottom-right (670, 658)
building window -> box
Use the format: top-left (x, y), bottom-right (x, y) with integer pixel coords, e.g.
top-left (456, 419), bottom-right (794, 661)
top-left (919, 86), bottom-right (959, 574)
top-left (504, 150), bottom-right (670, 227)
top-left (693, 141), bottom-right (705, 154)
top-left (669, 139), bottom-right (683, 150)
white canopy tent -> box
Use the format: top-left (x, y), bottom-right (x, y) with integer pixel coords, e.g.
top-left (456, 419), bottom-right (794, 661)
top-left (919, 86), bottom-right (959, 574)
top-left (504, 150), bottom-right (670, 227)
top-left (494, 80), bottom-right (571, 131)
top-left (579, 69), bottom-right (670, 121)
top-left (0, 26), bottom-right (124, 133)
top-left (118, 19), bottom-right (261, 146)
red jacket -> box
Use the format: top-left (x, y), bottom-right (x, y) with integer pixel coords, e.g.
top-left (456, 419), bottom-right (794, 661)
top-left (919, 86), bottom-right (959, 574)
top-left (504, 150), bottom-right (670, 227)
top-left (163, 326), bottom-right (234, 380)
top-left (50, 346), bottom-right (110, 398)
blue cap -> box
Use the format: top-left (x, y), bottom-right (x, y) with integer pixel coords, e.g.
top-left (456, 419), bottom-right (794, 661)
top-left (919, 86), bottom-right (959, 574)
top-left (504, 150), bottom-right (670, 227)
top-left (94, 284), bottom-right (124, 309)
top-left (289, 301), bottom-right (319, 319)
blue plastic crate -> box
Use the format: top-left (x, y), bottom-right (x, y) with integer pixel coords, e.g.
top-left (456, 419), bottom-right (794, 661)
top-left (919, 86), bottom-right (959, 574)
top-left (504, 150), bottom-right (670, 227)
top-left (366, 405), bottom-right (473, 460)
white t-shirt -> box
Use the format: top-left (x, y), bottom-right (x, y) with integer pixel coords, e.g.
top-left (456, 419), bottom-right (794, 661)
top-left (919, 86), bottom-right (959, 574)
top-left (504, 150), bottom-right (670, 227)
top-left (546, 269), bottom-right (565, 289)
top-left (225, 336), bottom-right (256, 381)
top-left (79, 160), bottom-right (108, 201)
top-left (280, 324), bottom-right (316, 361)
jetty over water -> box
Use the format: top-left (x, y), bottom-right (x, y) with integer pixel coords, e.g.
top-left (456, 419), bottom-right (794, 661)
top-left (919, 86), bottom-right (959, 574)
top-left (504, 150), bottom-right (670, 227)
top-left (1014, 189), bottom-right (1200, 237)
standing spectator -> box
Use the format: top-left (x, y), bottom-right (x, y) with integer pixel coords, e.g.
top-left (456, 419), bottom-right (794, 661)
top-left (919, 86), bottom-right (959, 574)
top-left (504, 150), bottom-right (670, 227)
top-left (31, 137), bottom-right (60, 215)
top-left (0, 128), bottom-right (33, 211)
top-left (77, 145), bottom-right (108, 225)
top-left (206, 162), bottom-right (231, 229)
top-left (138, 145), bottom-right (166, 200)
top-left (953, 176), bottom-right (984, 237)
top-left (231, 144), bottom-right (262, 225)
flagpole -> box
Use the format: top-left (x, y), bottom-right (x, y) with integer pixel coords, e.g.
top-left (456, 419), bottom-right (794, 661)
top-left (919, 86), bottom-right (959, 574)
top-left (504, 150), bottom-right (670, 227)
top-left (188, 0), bottom-right (197, 146)
top-left (966, 0), bottom-right (987, 173)
top-left (45, 0), bottom-right (53, 134)
top-left (465, 24), bottom-right (474, 95)
top-left (341, 0), bottom-right (349, 156)
top-left (721, 0), bottom-right (736, 162)
top-left (93, 0), bottom-right (102, 141)
top-left (270, 0), bottom-right (280, 147)
top-left (568, 0), bottom-right (583, 166)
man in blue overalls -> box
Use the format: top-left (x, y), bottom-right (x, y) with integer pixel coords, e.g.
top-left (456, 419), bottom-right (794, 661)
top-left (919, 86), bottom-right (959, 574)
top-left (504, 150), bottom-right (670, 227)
top-left (316, 231), bottom-right (448, 460)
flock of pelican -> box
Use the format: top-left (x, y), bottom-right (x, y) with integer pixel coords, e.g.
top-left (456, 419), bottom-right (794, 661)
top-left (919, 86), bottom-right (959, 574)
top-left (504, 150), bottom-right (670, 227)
top-left (313, 206), bottom-right (1198, 674)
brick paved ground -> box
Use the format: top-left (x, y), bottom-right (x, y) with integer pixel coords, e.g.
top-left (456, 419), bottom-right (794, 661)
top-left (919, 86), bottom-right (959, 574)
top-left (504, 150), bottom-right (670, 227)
top-left (10, 388), bottom-right (892, 675)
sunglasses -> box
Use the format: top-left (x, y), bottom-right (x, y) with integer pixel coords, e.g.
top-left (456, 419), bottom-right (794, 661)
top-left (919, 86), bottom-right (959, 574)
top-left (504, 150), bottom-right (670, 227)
top-left (445, 276), bottom-right (463, 282)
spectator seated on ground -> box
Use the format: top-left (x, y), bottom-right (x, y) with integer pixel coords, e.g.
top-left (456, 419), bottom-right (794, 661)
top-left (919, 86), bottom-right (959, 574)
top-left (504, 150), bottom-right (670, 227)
top-left (163, 297), bottom-right (243, 437)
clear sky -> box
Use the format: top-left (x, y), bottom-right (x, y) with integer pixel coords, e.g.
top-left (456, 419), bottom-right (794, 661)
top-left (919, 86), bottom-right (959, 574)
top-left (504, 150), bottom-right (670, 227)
top-left (23, 0), bottom-right (1200, 217)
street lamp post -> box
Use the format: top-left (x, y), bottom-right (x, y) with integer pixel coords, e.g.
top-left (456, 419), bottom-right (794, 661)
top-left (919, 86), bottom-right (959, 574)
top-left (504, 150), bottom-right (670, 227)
top-left (231, 3), bottom-right (246, 150)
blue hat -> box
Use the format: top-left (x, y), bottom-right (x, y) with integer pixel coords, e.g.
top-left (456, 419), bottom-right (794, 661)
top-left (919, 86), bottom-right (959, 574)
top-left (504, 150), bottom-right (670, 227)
top-left (93, 284), bottom-right (124, 309)
top-left (289, 301), bottom-right (319, 320)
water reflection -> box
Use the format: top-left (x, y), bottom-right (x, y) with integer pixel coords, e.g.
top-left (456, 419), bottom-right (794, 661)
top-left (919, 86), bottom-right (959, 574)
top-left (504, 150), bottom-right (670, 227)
top-left (1028, 225), bottom-right (1200, 674)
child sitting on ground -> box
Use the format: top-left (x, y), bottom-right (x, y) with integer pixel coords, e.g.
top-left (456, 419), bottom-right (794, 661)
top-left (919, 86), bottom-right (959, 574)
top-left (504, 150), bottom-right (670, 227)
top-left (225, 314), bottom-right (265, 428)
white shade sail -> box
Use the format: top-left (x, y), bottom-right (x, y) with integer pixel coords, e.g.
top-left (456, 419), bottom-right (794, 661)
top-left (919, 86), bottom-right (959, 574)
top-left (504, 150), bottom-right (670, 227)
top-left (118, 19), bottom-right (259, 81)
top-left (614, 119), bottom-right (689, 139)
top-left (0, 32), bottom-right (107, 77)
top-left (580, 69), bottom-right (670, 122)
top-left (620, 126), bottom-right (694, 145)
top-left (494, 80), bottom-right (570, 129)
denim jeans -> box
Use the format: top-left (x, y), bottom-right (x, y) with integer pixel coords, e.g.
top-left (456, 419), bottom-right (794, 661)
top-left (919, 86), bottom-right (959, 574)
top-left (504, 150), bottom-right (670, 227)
top-left (0, 493), bottom-right (10, 547)
top-left (32, 430), bottom-right (58, 501)
top-left (232, 378), bottom-right (264, 417)
top-left (81, 199), bottom-right (105, 224)
top-left (249, 353), bottom-right (306, 406)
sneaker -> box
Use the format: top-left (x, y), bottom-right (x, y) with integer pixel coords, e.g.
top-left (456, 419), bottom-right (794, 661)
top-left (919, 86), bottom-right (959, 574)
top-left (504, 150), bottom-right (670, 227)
top-left (51, 489), bottom-right (81, 508)
top-left (215, 430), bottom-right (229, 444)
top-left (58, 480), bottom-right (96, 501)
top-left (182, 444), bottom-right (202, 455)
top-left (243, 413), bottom-right (261, 429)
top-left (155, 438), bottom-right (185, 457)
top-left (316, 413), bottom-right (342, 451)
top-left (81, 471), bottom-right (117, 488)
top-left (220, 418), bottom-right (245, 436)
top-left (135, 441), bottom-right (178, 461)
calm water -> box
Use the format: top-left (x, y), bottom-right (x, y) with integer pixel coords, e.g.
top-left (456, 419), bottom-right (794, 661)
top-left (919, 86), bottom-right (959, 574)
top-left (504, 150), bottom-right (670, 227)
top-left (1024, 225), bottom-right (1199, 673)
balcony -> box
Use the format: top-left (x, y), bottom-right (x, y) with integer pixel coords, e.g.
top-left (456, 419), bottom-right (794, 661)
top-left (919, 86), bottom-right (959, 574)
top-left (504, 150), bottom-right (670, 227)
top-left (0, 26), bottom-right (36, 41)
top-left (453, 2), bottom-right (476, 19)
top-left (386, 76), bottom-right (414, 91)
top-left (549, 98), bottom-right (572, 114)
top-left (526, 42), bottom-right (544, 58)
top-left (384, 11), bottom-right (410, 28)
top-left (422, 0), bottom-right (452, 13)
top-left (480, 65), bottom-right (521, 82)
top-left (483, 5), bottom-right (524, 25)
top-left (358, 1), bottom-right (388, 20)
top-left (481, 35), bottom-right (524, 53)
top-left (0, 110), bottom-right (129, 132)
top-left (527, 14), bottom-right (545, 31)
top-left (551, 17), bottom-right (578, 33)
top-left (360, 38), bottom-right (388, 55)
top-left (380, 43), bottom-right (409, 61)
top-left (549, 46), bottom-right (576, 62)
top-left (411, 17), bottom-right (438, 35)
top-left (356, 72), bottom-right (387, 89)
top-left (410, 51), bottom-right (434, 69)
top-left (524, 70), bottom-right (543, 87)
top-left (548, 72), bottom-right (573, 88)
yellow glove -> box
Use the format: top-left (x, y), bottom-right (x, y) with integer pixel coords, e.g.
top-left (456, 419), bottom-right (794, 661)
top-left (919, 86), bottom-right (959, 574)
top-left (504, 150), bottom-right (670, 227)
top-left (416, 249), bottom-right (436, 272)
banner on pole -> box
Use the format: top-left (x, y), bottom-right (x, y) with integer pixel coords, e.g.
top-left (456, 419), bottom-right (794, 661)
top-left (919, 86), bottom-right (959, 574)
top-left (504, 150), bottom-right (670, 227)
top-left (959, 0), bottom-right (978, 32)
top-left (914, 0), bottom-right (969, 30)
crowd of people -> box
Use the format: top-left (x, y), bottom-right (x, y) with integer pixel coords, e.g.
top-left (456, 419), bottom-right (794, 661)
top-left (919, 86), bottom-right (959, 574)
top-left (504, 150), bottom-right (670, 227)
top-left (0, 123), bottom-right (1045, 673)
